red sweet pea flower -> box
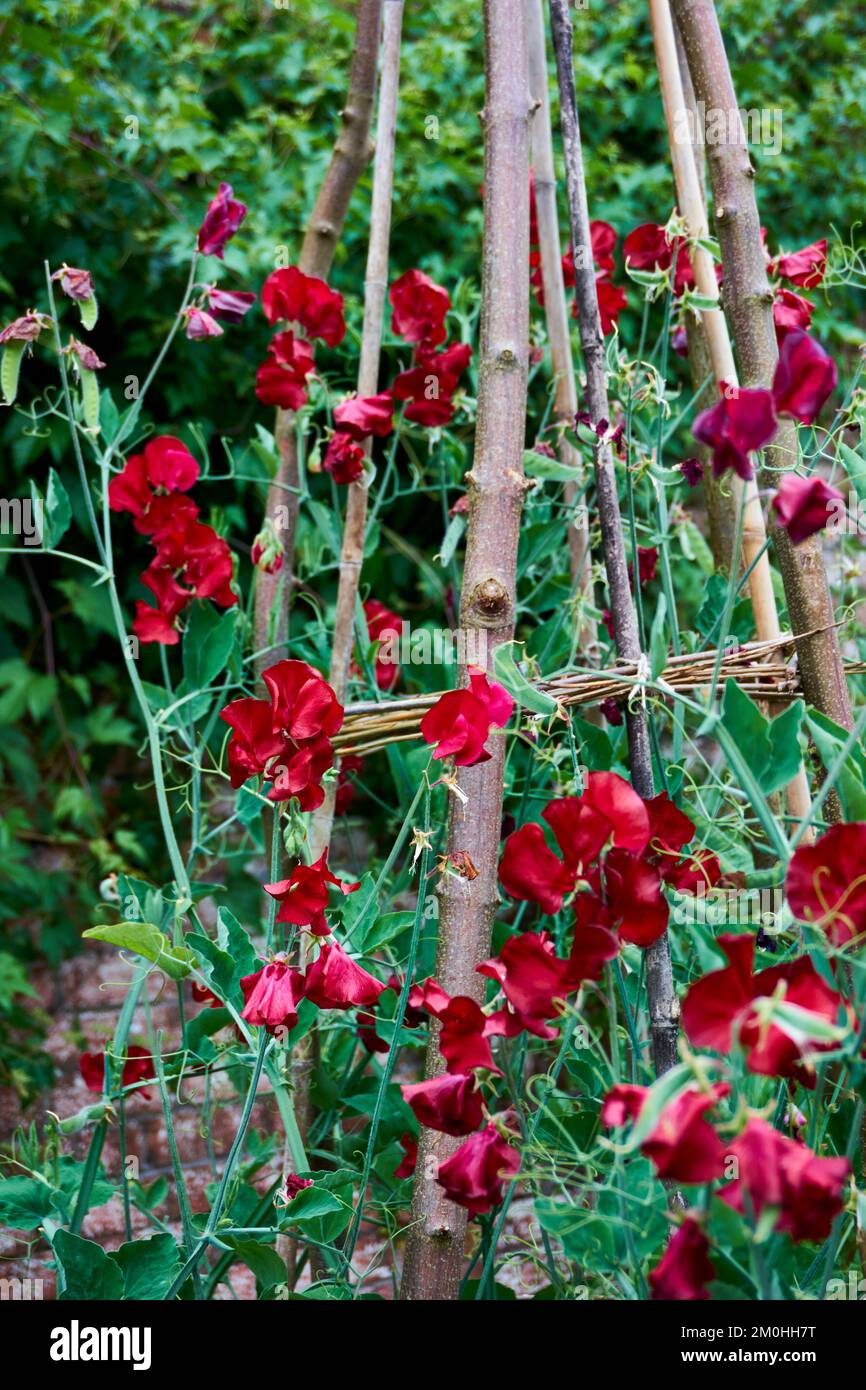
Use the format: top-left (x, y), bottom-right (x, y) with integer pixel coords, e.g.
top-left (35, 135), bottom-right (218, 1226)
top-left (435, 1121), bottom-right (520, 1214)
top-left (440, 995), bottom-right (501, 1073)
top-left (255, 331), bottom-right (316, 410)
top-left (261, 266), bottom-right (346, 346)
top-left (679, 456), bottom-right (704, 487)
top-left (265, 849), bottom-right (360, 937)
top-left (108, 435), bottom-right (200, 519)
top-left (645, 791), bottom-right (695, 856)
top-left (394, 1133), bottom-right (418, 1179)
top-left (478, 932), bottom-right (573, 1038)
top-left (266, 735), bottom-right (336, 810)
top-left (604, 1081), bottom-right (730, 1184)
top-left (719, 1116), bottom-right (849, 1242)
top-left (786, 822), bottom-right (866, 948)
top-left (279, 1174), bottom-right (314, 1203)
top-left (183, 306), bottom-right (223, 340)
top-left (682, 933), bottom-right (846, 1084)
top-left (401, 1071), bottom-right (485, 1137)
top-left (303, 941), bottom-right (386, 1010)
top-left (771, 330), bottom-right (837, 425)
top-left (601, 848), bottom-right (669, 946)
top-left (600, 1083), bottom-right (648, 1128)
top-left (335, 752), bottom-right (364, 816)
top-left (241, 955), bottom-right (305, 1032)
top-left (254, 357), bottom-right (315, 410)
top-left (263, 659), bottom-right (343, 739)
top-left (771, 473), bottom-right (844, 545)
top-left (391, 362), bottom-right (457, 427)
top-left (591, 221), bottom-right (617, 275)
top-left (671, 324), bottom-right (689, 357)
top-left (499, 772), bottom-right (652, 913)
top-left (0, 310), bottom-right (52, 344)
top-left (773, 287), bottom-right (814, 343)
top-left (565, 899), bottom-right (620, 985)
top-left (323, 432), bottom-right (366, 485)
top-left (389, 269), bottom-right (450, 348)
top-left (407, 976), bottom-right (452, 1018)
top-left (79, 1045), bottom-right (155, 1101)
top-left (150, 517), bottom-right (236, 607)
top-left (204, 286), bottom-right (257, 322)
top-left (594, 276), bottom-right (628, 336)
top-left (220, 696), bottom-right (288, 786)
top-left (649, 1217), bottom-right (715, 1301)
top-left (362, 598), bottom-right (401, 690)
top-left (417, 341), bottom-right (473, 380)
top-left (421, 668), bottom-right (514, 767)
top-left (623, 223), bottom-right (694, 294)
top-left (692, 383), bottom-right (778, 480)
top-left (132, 564), bottom-right (193, 645)
top-left (197, 182), bottom-right (247, 259)
top-left (627, 545), bottom-right (658, 590)
top-left (51, 265), bottom-right (94, 302)
top-left (769, 238), bottom-right (827, 290)
top-left (333, 391), bottom-right (394, 441)
top-left (663, 850), bottom-right (722, 894)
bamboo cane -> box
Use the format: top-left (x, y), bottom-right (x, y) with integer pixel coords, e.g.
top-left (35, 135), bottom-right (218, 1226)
top-left (399, 0), bottom-right (533, 1300)
top-left (648, 0), bottom-right (814, 834)
top-left (526, 0), bottom-right (596, 650)
top-left (670, 0), bottom-right (854, 813)
top-left (276, 1), bottom-right (403, 1286)
top-left (548, 0), bottom-right (678, 1078)
top-left (253, 0), bottom-right (384, 672)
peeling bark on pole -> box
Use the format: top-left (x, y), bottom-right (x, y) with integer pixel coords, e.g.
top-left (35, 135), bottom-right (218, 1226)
top-left (549, 0), bottom-right (678, 1077)
top-left (253, 0), bottom-right (384, 673)
top-left (399, 0), bottom-right (533, 1301)
top-left (526, 0), bottom-right (596, 649)
top-left (670, 0), bottom-right (853, 765)
top-left (649, 0), bottom-right (813, 830)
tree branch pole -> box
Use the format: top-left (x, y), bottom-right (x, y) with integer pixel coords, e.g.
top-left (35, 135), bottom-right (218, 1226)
top-left (399, 0), bottom-right (533, 1301)
top-left (648, 0), bottom-right (813, 833)
top-left (253, 0), bottom-right (384, 671)
top-left (670, 0), bottom-right (853, 769)
top-left (526, 0), bottom-right (596, 653)
top-left (548, 0), bottom-right (678, 1077)
top-left (310, 0), bottom-right (404, 861)
top-left (275, 1), bottom-right (404, 1286)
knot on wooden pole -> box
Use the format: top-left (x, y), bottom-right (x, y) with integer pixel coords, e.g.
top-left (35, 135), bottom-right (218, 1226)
top-left (467, 577), bottom-right (511, 626)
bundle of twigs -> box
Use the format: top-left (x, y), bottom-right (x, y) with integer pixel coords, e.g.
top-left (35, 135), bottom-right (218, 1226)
top-left (333, 631), bottom-right (863, 758)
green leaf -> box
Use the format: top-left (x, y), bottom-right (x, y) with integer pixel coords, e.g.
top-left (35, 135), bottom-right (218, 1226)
top-left (0, 1175), bottom-right (54, 1230)
top-left (110, 1233), bottom-right (180, 1299)
top-left (82, 922), bottom-right (194, 980)
top-left (182, 603), bottom-right (237, 690)
top-left (53, 1228), bottom-right (125, 1300)
top-left (188, 909), bottom-right (255, 1008)
top-left (720, 681), bottom-right (805, 795)
top-left (649, 592), bottom-right (668, 679)
top-left (805, 708), bottom-right (866, 818)
top-left (361, 910), bottom-right (414, 953)
top-left (837, 440), bottom-right (866, 505)
top-left (223, 1238), bottom-right (286, 1294)
top-left (522, 448), bottom-right (577, 482)
top-left (339, 872), bottom-right (379, 946)
top-left (29, 468), bottom-right (72, 549)
top-left (493, 640), bottom-right (557, 715)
